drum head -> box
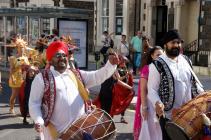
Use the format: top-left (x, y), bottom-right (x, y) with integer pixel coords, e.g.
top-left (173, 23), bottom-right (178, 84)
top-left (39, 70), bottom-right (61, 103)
top-left (166, 122), bottom-right (190, 140)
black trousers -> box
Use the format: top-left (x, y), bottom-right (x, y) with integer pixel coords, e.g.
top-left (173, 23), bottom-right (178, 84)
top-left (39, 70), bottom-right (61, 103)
top-left (159, 117), bottom-right (171, 140)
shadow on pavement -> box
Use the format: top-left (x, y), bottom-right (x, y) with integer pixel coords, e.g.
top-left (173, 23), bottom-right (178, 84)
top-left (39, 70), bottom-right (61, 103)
top-left (0, 123), bottom-right (33, 130)
top-left (116, 133), bottom-right (133, 140)
top-left (0, 114), bottom-right (18, 120)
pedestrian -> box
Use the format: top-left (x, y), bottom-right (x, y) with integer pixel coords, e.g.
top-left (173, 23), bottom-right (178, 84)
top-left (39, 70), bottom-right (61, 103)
top-left (29, 41), bottom-right (119, 140)
top-left (130, 31), bottom-right (143, 75)
top-left (147, 29), bottom-right (204, 140)
top-left (50, 28), bottom-right (59, 42)
top-left (117, 34), bottom-right (130, 59)
top-left (100, 31), bottom-right (114, 64)
top-left (133, 46), bottom-right (163, 140)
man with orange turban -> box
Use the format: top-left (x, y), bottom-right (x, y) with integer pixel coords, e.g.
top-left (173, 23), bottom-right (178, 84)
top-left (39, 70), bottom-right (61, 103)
top-left (29, 41), bottom-right (119, 140)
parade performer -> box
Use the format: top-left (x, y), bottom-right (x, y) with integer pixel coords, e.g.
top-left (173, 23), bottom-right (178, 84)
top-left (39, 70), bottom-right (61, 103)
top-left (134, 46), bottom-right (163, 140)
top-left (29, 41), bottom-right (119, 140)
top-left (94, 54), bottom-right (134, 119)
top-left (8, 37), bottom-right (30, 114)
top-left (147, 29), bottom-right (204, 140)
top-left (110, 55), bottom-right (134, 123)
top-left (33, 36), bottom-right (48, 69)
top-left (133, 35), bottom-right (152, 140)
top-left (19, 66), bottom-right (38, 124)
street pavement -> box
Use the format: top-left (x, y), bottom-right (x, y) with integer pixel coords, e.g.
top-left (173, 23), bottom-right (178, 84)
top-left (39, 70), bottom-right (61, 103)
top-left (0, 60), bottom-right (211, 140)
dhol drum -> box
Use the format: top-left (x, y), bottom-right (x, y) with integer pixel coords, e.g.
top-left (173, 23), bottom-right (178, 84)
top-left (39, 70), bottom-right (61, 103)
top-left (59, 108), bottom-right (116, 140)
top-left (166, 91), bottom-right (211, 140)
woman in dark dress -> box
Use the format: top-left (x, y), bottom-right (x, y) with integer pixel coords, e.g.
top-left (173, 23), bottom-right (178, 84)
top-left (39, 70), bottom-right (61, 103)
top-left (22, 66), bottom-right (37, 124)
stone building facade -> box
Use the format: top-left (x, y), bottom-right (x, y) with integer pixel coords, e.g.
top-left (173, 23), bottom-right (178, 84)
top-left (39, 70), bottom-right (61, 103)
top-left (95, 0), bottom-right (141, 50)
top-left (140, 0), bottom-right (211, 67)
top-left (199, 0), bottom-right (211, 67)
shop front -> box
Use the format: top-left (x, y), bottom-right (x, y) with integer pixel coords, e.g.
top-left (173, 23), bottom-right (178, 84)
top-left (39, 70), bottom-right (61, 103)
top-left (0, 7), bottom-right (91, 68)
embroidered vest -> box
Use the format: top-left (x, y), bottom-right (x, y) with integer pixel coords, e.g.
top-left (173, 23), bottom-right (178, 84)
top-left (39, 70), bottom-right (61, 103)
top-left (41, 69), bottom-right (56, 126)
top-left (153, 56), bottom-right (199, 111)
top-left (41, 69), bottom-right (89, 126)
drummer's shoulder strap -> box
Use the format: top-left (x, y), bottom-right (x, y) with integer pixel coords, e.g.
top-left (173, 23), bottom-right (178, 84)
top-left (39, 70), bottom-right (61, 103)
top-left (152, 57), bottom-right (175, 111)
top-left (182, 55), bottom-right (192, 68)
top-left (68, 70), bottom-right (90, 102)
top-left (182, 55), bottom-right (201, 98)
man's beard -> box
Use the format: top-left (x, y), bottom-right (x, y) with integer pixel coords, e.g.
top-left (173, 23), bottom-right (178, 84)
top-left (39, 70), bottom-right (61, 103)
top-left (166, 47), bottom-right (180, 57)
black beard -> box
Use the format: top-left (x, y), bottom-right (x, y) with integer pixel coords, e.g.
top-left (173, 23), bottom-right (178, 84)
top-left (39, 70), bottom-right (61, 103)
top-left (166, 47), bottom-right (180, 57)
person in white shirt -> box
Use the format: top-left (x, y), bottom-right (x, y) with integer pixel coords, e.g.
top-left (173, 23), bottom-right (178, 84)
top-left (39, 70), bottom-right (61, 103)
top-left (117, 34), bottom-right (129, 58)
top-left (29, 41), bottom-right (119, 140)
top-left (147, 29), bottom-right (204, 140)
top-left (100, 31), bottom-right (114, 64)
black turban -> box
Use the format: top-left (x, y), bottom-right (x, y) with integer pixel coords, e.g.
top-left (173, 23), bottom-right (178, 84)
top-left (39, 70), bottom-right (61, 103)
top-left (161, 29), bottom-right (182, 45)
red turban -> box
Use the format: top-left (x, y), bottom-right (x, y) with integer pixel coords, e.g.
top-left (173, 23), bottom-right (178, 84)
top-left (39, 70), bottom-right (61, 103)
top-left (46, 41), bottom-right (68, 61)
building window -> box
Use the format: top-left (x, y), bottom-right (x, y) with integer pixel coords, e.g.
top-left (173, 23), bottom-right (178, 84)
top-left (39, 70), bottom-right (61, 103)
top-left (101, 0), bottom-right (109, 32)
top-left (168, 8), bottom-right (174, 30)
top-left (143, 14), bottom-right (146, 21)
top-left (144, 3), bottom-right (146, 9)
top-left (143, 26), bottom-right (145, 32)
top-left (115, 0), bottom-right (123, 35)
top-left (42, 18), bottom-right (50, 35)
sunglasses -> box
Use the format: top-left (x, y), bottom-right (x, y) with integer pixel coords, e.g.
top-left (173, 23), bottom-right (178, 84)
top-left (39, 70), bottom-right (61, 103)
top-left (55, 53), bottom-right (67, 58)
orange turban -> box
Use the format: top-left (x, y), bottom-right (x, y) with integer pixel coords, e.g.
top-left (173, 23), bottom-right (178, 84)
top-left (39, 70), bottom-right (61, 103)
top-left (46, 41), bottom-right (68, 61)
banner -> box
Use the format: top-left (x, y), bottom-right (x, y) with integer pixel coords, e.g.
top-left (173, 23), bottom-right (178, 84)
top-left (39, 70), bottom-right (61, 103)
top-left (58, 19), bottom-right (87, 68)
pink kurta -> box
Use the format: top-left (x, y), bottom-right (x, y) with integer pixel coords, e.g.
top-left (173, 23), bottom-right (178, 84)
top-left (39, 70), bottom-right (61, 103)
top-left (133, 65), bottom-right (149, 140)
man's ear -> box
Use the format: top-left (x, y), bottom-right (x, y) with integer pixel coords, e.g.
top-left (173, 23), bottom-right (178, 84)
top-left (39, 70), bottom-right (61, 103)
top-left (164, 44), bottom-right (167, 50)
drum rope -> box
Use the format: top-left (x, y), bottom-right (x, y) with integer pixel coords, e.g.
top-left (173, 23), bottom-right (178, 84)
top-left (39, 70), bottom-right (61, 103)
top-left (90, 110), bottom-right (106, 135)
top-left (70, 110), bottom-right (94, 138)
top-left (60, 108), bottom-right (116, 140)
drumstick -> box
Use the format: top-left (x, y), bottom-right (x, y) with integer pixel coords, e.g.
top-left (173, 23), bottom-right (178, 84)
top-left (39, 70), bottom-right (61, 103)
top-left (39, 132), bottom-right (44, 140)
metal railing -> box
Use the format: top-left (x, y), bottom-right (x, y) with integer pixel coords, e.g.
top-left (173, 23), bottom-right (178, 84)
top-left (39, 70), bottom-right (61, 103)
top-left (183, 39), bottom-right (210, 67)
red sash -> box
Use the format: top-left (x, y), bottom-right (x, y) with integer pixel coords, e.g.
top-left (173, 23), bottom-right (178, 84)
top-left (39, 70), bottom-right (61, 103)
top-left (41, 69), bottom-right (56, 126)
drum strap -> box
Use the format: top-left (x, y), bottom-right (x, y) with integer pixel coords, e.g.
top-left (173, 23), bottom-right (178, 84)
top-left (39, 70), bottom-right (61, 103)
top-left (68, 70), bottom-right (89, 102)
top-left (47, 122), bottom-right (59, 140)
top-left (43, 70), bottom-right (90, 139)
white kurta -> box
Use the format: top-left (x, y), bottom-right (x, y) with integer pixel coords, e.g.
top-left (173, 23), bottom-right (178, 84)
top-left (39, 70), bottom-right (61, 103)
top-left (139, 102), bottom-right (162, 140)
top-left (117, 42), bottom-right (129, 57)
top-left (147, 54), bottom-right (204, 119)
top-left (29, 61), bottom-right (116, 140)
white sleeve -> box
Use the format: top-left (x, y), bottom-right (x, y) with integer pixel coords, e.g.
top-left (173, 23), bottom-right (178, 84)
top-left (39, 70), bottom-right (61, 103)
top-left (196, 82), bottom-right (205, 93)
top-left (29, 73), bottom-right (45, 125)
top-left (80, 61), bottom-right (117, 89)
top-left (147, 63), bottom-right (162, 108)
